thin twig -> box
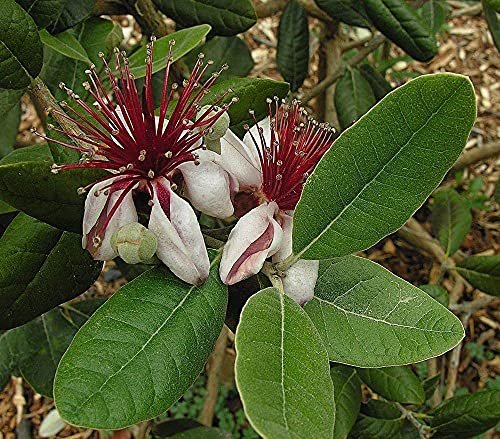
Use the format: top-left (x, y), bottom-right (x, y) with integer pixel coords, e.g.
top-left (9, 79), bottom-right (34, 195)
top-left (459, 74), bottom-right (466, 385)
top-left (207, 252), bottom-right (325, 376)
top-left (449, 295), bottom-right (496, 313)
top-left (395, 402), bottom-right (431, 439)
top-left (341, 35), bottom-right (373, 53)
top-left (452, 141), bottom-right (500, 170)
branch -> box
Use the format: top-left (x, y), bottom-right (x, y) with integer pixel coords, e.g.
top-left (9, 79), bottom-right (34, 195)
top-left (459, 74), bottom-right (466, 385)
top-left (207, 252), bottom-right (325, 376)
top-left (254, 0), bottom-right (288, 18)
top-left (395, 403), bottom-right (431, 439)
top-left (297, 0), bottom-right (333, 21)
top-left (452, 141), bottom-right (500, 170)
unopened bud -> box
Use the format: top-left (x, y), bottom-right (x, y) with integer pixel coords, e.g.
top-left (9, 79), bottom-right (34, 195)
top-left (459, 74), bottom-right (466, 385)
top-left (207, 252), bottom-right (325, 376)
top-left (197, 105), bottom-right (230, 141)
top-left (111, 222), bottom-right (157, 264)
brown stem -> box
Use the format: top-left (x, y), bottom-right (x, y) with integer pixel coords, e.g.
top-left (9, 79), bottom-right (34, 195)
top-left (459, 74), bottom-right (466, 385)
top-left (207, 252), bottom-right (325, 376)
top-left (254, 0), bottom-right (288, 18)
top-left (452, 141), bottom-right (500, 170)
top-left (297, 0), bottom-right (333, 21)
top-left (341, 35), bottom-right (373, 53)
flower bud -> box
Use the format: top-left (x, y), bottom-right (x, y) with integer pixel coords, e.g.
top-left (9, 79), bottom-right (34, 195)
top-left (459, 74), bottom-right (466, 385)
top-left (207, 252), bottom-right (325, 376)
top-left (111, 222), bottom-right (157, 264)
top-left (197, 105), bottom-right (230, 141)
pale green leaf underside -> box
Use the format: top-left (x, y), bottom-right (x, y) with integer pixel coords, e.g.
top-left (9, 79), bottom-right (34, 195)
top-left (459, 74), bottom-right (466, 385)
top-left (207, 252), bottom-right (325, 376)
top-left (305, 256), bottom-right (464, 367)
top-left (235, 288), bottom-right (334, 439)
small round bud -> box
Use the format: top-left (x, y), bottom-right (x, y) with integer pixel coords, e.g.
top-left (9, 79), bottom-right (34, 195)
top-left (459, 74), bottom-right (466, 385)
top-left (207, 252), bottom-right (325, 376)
top-left (110, 222), bottom-right (158, 264)
top-left (197, 105), bottom-right (230, 141)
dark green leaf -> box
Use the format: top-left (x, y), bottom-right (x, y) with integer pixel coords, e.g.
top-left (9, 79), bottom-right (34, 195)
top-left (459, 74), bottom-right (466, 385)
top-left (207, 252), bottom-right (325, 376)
top-left (330, 365), bottom-right (361, 439)
top-left (357, 366), bottom-right (425, 404)
top-left (361, 399), bottom-right (401, 419)
top-left (235, 288), bottom-right (335, 439)
top-left (455, 255), bottom-right (500, 296)
top-left (153, 0), bottom-right (256, 36)
top-left (276, 0), bottom-right (309, 92)
top-left (0, 200), bottom-right (16, 216)
top-left (39, 29), bottom-right (91, 63)
top-left (128, 25), bottom-right (212, 79)
top-left (485, 0), bottom-right (500, 12)
top-left (423, 374), bottom-right (440, 400)
top-left (431, 390), bottom-right (500, 438)
top-left (202, 77), bottom-right (289, 137)
top-left (292, 74), bottom-right (476, 260)
top-left (15, 0), bottom-right (60, 28)
top-left (0, 89), bottom-right (23, 158)
top-left (54, 257), bottom-right (228, 429)
top-left (315, 0), bottom-right (371, 28)
top-left (335, 68), bottom-right (376, 130)
top-left (171, 427), bottom-right (232, 438)
top-left (305, 256), bottom-right (464, 367)
top-left (47, 0), bottom-right (95, 34)
top-left (431, 188), bottom-right (472, 256)
top-left (363, 0), bottom-right (437, 61)
top-left (419, 284), bottom-right (449, 307)
top-left (184, 36), bottom-right (254, 82)
top-left (419, 0), bottom-right (450, 34)
top-left (483, 0), bottom-right (500, 51)
top-left (0, 213), bottom-right (102, 329)
top-left (495, 178), bottom-right (500, 203)
top-left (0, 0), bottom-right (43, 89)
top-left (359, 64), bottom-right (392, 100)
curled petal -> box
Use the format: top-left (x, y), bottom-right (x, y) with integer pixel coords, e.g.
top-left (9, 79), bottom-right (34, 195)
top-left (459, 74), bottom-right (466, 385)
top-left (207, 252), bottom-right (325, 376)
top-left (82, 177), bottom-right (138, 260)
top-left (272, 211), bottom-right (294, 262)
top-left (149, 177), bottom-right (210, 285)
top-left (220, 202), bottom-right (282, 285)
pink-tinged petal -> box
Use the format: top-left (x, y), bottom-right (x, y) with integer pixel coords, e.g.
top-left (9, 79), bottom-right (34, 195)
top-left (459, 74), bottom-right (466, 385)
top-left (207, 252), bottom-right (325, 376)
top-left (220, 129), bottom-right (262, 189)
top-left (82, 178), bottom-right (138, 260)
top-left (178, 159), bottom-right (235, 219)
top-left (272, 211), bottom-right (294, 262)
top-left (282, 259), bottom-right (319, 306)
top-left (220, 202), bottom-right (282, 285)
top-left (149, 177), bottom-right (210, 285)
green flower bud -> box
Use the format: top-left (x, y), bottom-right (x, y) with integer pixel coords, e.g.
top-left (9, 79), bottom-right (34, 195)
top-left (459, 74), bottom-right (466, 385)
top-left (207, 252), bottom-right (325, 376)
top-left (197, 105), bottom-right (230, 141)
top-left (111, 222), bottom-right (157, 264)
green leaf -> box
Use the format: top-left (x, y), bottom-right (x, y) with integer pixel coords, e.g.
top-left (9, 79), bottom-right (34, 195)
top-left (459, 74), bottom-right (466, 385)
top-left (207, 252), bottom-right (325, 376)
top-left (0, 0), bottom-right (43, 89)
top-left (430, 390), bottom-right (500, 438)
top-left (455, 255), bottom-right (500, 296)
top-left (153, 0), bottom-right (256, 36)
top-left (128, 25), bottom-right (212, 79)
top-left (305, 256), bottom-right (464, 367)
top-left (431, 188), bottom-right (472, 256)
top-left (357, 366), bottom-right (425, 404)
top-left (335, 68), bottom-right (376, 130)
top-left (15, 0), bottom-right (59, 28)
top-left (483, 0), bottom-right (500, 51)
top-left (0, 299), bottom-right (104, 397)
top-left (39, 29), bottom-right (91, 63)
top-left (330, 365), bottom-right (361, 439)
top-left (235, 288), bottom-right (335, 439)
top-left (359, 64), bottom-right (392, 101)
top-left (0, 200), bottom-right (16, 215)
top-left (202, 78), bottom-right (289, 137)
top-left (171, 427), bottom-right (232, 438)
top-left (184, 36), bottom-right (254, 82)
top-left (314, 0), bottom-right (371, 28)
top-left (423, 374), bottom-right (440, 400)
top-left (0, 213), bottom-right (102, 329)
top-left (419, 284), bottom-right (449, 307)
top-left (0, 89), bottom-right (23, 158)
top-left (47, 0), bottom-right (95, 34)
top-left (276, 0), bottom-right (309, 92)
top-left (292, 73), bottom-right (476, 260)
top-left (363, 0), bottom-right (437, 62)
top-left (54, 258), bottom-right (228, 429)
top-left (485, 0), bottom-right (500, 12)
top-left (419, 0), bottom-right (450, 34)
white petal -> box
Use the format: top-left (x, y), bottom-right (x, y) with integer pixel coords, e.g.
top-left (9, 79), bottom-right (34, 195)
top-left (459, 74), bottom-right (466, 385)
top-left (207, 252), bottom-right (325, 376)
top-left (272, 212), bottom-right (293, 262)
top-left (220, 129), bottom-right (262, 189)
top-left (178, 160), bottom-right (235, 218)
top-left (82, 178), bottom-right (138, 260)
top-left (243, 116), bottom-right (271, 157)
top-left (282, 259), bottom-right (319, 306)
top-left (220, 201), bottom-right (282, 285)
top-left (149, 177), bottom-right (210, 285)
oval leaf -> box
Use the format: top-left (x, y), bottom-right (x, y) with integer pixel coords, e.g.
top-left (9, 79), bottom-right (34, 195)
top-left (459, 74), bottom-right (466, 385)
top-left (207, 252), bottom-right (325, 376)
top-left (483, 0), bottom-right (500, 51)
top-left (292, 73), bottom-right (476, 260)
top-left (0, 0), bottom-right (43, 89)
top-left (357, 366), bottom-right (425, 404)
top-left (153, 0), bottom-right (256, 36)
top-left (39, 29), bottom-right (91, 63)
top-left (305, 256), bottom-right (464, 367)
top-left (47, 0), bottom-right (95, 34)
top-left (315, 0), bottom-right (371, 28)
top-left (235, 288), bottom-right (335, 439)
top-left (419, 284), bottom-right (449, 307)
top-left (128, 25), bottom-right (212, 79)
top-left (363, 0), bottom-right (437, 62)
top-left (419, 0), bottom-right (450, 34)
top-left (0, 89), bottom-right (23, 158)
top-left (276, 0), bottom-right (309, 92)
top-left (330, 365), bottom-right (361, 439)
top-left (359, 64), bottom-right (392, 101)
top-left (455, 255), bottom-right (500, 297)
top-left (54, 260), bottom-right (228, 429)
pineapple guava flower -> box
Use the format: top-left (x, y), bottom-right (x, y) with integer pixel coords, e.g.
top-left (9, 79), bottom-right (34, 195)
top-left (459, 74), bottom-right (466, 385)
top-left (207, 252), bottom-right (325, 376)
top-left (35, 37), bottom-right (238, 285)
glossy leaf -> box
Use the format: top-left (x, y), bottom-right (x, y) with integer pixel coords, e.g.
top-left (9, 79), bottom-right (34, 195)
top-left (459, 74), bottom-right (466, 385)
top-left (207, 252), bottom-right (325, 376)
top-left (357, 366), bottom-right (425, 404)
top-left (305, 256), bottom-right (464, 367)
top-left (419, 284), bottom-right (449, 307)
top-left (455, 255), bottom-right (500, 296)
top-left (330, 365), bottom-right (361, 439)
top-left (419, 0), bottom-right (450, 34)
top-left (0, 89), bottom-right (23, 158)
top-left (39, 29), bottom-right (90, 63)
top-left (153, 0), bottom-right (256, 36)
top-left (292, 73), bottom-right (476, 260)
top-left (235, 288), bottom-right (335, 439)
top-left (47, 0), bottom-right (95, 34)
top-left (54, 258), bottom-right (228, 429)
top-left (128, 25), bottom-right (212, 79)
top-left (0, 0), bottom-right (43, 89)
top-left (0, 213), bottom-right (102, 329)
top-left (315, 0), bottom-right (371, 28)
top-left (483, 0), bottom-right (500, 51)
top-left (363, 0), bottom-right (437, 62)
top-left (276, 0), bottom-right (309, 92)
top-left (359, 64), bottom-right (392, 100)
top-left (335, 68), bottom-right (376, 130)
top-left (431, 188), bottom-right (471, 256)
top-left (430, 390), bottom-right (500, 438)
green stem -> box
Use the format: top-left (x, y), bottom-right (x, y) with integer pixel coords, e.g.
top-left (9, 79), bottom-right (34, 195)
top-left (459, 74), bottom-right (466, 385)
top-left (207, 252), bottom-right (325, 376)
top-left (262, 262), bottom-right (285, 295)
